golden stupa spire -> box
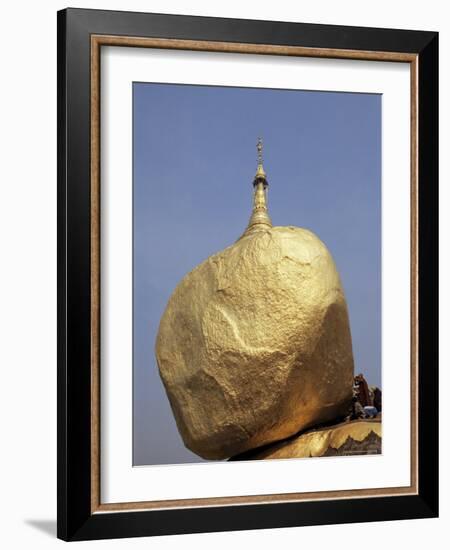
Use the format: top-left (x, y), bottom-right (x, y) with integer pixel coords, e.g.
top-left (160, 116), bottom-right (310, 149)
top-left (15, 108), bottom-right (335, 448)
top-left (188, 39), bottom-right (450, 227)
top-left (243, 138), bottom-right (272, 236)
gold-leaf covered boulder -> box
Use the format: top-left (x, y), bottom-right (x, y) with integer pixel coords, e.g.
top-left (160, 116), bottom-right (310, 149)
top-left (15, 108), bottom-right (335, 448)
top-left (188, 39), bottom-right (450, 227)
top-left (156, 140), bottom-right (354, 460)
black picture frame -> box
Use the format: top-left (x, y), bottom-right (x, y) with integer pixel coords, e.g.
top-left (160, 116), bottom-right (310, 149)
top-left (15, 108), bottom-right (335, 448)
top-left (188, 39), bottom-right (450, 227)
top-left (57, 7), bottom-right (438, 541)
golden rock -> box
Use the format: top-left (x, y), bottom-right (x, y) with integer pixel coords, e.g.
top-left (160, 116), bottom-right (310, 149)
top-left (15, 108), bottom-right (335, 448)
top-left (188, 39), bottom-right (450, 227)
top-left (155, 141), bottom-right (354, 460)
top-left (233, 420), bottom-right (382, 460)
top-left (156, 225), bottom-right (354, 459)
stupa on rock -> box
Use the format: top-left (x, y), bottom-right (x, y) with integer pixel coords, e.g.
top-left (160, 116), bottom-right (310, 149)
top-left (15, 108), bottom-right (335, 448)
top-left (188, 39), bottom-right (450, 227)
top-left (156, 139), bottom-right (355, 460)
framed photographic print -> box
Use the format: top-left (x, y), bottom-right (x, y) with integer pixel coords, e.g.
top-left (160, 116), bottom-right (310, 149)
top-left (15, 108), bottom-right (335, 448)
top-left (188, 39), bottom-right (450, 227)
top-left (57, 8), bottom-right (438, 541)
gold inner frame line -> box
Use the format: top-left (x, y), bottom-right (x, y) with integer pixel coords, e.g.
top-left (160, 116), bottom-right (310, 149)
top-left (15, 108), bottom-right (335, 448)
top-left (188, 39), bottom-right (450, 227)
top-left (90, 34), bottom-right (419, 514)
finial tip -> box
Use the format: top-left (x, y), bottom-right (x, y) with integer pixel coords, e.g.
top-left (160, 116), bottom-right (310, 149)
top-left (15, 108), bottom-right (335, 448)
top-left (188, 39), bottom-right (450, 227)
top-left (257, 137), bottom-right (263, 165)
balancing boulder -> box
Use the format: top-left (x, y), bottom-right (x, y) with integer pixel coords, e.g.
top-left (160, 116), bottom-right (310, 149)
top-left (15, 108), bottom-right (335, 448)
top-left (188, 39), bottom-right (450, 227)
top-left (155, 225), bottom-right (354, 460)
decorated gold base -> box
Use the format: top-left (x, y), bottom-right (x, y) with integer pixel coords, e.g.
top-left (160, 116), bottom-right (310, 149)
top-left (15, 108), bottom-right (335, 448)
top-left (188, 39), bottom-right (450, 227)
top-left (229, 419), bottom-right (382, 460)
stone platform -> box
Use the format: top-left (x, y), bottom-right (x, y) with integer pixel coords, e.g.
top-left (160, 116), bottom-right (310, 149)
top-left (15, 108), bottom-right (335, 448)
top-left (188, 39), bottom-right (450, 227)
top-left (229, 419), bottom-right (381, 461)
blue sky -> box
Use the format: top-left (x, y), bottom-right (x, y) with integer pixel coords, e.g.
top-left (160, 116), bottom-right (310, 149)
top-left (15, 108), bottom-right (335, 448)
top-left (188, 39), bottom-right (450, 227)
top-left (133, 82), bottom-right (381, 466)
